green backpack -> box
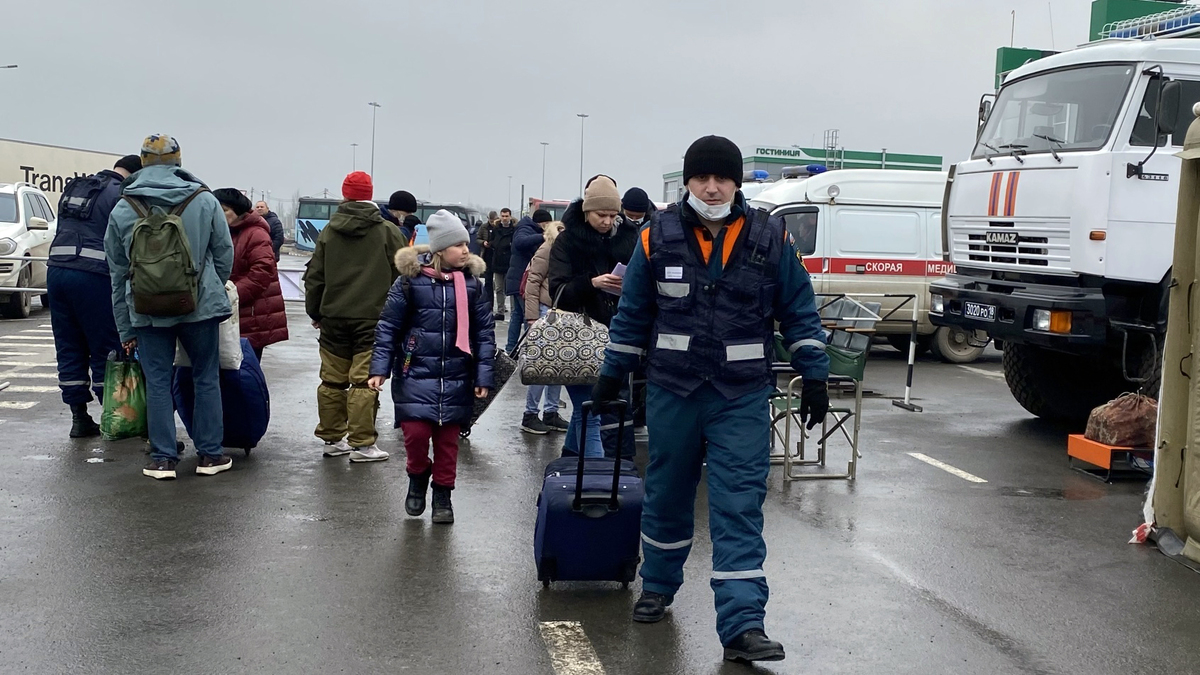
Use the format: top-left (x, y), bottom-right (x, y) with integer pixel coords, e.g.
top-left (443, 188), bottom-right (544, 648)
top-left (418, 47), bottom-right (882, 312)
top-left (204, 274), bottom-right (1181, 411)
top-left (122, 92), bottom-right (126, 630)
top-left (122, 189), bottom-right (206, 317)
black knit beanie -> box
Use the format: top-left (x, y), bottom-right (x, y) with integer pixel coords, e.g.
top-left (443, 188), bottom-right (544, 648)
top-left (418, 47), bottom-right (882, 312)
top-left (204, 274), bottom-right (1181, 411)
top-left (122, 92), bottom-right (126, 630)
top-left (682, 135), bottom-right (743, 187)
top-left (532, 209), bottom-right (552, 224)
top-left (213, 187), bottom-right (252, 216)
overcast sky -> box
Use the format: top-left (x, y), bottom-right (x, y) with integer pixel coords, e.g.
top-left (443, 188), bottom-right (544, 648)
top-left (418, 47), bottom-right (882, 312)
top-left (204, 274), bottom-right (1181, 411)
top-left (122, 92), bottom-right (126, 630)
top-left (3, 0), bottom-right (1090, 211)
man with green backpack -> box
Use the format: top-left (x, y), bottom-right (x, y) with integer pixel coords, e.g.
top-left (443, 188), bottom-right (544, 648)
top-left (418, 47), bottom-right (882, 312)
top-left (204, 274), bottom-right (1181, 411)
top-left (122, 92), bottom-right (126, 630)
top-left (104, 134), bottom-right (235, 481)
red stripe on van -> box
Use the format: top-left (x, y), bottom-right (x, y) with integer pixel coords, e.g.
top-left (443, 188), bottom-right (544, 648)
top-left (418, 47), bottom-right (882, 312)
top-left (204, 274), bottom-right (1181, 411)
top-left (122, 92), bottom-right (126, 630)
top-left (802, 257), bottom-right (956, 276)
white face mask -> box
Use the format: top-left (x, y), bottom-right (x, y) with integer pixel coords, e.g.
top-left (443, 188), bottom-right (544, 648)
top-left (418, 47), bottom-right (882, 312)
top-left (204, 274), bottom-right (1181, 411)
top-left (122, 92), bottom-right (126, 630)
top-left (687, 192), bottom-right (733, 221)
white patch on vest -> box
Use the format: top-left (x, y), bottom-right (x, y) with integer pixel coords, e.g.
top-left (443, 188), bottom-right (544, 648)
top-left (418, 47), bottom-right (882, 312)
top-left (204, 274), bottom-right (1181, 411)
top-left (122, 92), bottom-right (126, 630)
top-left (656, 282), bottom-right (689, 298)
top-left (726, 343), bottom-right (765, 362)
top-left (664, 266), bottom-right (683, 280)
top-left (656, 334), bottom-right (691, 351)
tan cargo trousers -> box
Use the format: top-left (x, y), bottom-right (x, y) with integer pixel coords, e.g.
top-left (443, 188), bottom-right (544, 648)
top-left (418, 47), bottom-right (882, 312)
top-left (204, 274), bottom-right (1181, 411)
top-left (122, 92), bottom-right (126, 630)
top-left (315, 319), bottom-right (379, 448)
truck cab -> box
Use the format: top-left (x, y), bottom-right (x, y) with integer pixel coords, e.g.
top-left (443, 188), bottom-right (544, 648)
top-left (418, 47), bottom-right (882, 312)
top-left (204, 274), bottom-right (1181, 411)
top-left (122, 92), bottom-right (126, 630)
top-left (931, 37), bottom-right (1200, 420)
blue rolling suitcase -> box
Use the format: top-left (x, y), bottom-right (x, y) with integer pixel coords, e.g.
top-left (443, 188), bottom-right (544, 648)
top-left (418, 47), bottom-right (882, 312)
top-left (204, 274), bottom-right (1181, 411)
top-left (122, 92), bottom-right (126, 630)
top-left (172, 338), bottom-right (270, 456)
top-left (534, 401), bottom-right (643, 587)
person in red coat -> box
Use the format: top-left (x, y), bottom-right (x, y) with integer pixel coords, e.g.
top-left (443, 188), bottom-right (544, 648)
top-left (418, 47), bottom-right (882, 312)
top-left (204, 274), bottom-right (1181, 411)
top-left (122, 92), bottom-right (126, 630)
top-left (213, 189), bottom-right (289, 361)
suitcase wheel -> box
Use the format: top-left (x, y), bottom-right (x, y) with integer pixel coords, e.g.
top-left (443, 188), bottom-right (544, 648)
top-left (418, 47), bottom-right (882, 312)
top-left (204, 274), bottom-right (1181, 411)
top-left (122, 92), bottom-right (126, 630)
top-left (542, 579), bottom-right (550, 588)
top-left (243, 448), bottom-right (252, 457)
top-left (621, 581), bottom-right (629, 590)
top-left (460, 428), bottom-right (471, 439)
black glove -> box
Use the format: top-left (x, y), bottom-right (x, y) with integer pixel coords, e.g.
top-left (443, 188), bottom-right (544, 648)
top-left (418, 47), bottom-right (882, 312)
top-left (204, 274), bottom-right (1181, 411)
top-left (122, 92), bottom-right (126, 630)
top-left (590, 375), bottom-right (622, 408)
top-left (799, 379), bottom-right (829, 430)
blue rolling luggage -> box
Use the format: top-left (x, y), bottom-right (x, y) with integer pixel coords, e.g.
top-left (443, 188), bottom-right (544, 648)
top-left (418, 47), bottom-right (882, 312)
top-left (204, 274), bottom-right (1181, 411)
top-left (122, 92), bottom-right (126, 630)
top-left (534, 400), bottom-right (643, 587)
top-left (172, 338), bottom-right (270, 456)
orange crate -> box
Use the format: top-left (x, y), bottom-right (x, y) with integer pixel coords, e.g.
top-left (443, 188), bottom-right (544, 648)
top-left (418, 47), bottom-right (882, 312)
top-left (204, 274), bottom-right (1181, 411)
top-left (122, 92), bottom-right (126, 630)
top-left (1067, 435), bottom-right (1133, 470)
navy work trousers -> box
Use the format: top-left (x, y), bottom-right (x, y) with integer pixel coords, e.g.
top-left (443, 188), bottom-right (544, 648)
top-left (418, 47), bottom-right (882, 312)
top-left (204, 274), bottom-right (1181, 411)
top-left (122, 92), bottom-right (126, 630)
top-left (47, 266), bottom-right (120, 405)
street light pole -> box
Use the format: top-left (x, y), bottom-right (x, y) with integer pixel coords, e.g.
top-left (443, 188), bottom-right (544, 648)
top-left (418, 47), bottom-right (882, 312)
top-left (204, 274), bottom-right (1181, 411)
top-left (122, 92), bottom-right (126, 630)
top-left (0, 65), bottom-right (16, 69)
top-left (540, 142), bottom-right (549, 199)
top-left (508, 175), bottom-right (513, 209)
top-left (368, 102), bottom-right (381, 176)
top-left (577, 114), bottom-right (589, 195)
top-left (351, 143), bottom-right (358, 171)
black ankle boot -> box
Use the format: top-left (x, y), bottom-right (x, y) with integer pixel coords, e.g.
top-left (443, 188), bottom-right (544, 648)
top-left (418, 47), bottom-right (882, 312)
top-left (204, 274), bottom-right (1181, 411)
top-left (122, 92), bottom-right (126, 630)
top-left (722, 629), bottom-right (786, 663)
top-left (69, 403), bottom-right (101, 439)
top-left (405, 468), bottom-right (432, 516)
top-left (431, 484), bottom-right (454, 524)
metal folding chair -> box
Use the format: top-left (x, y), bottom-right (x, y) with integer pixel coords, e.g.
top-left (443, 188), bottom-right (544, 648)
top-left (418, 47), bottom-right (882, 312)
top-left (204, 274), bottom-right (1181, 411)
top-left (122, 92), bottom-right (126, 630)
top-left (769, 297), bottom-right (876, 481)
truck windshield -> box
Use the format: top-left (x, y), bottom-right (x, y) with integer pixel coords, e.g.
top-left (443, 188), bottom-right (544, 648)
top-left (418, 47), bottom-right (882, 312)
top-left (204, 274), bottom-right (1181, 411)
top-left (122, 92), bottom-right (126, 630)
top-left (0, 194), bottom-right (16, 223)
top-left (973, 64), bottom-right (1136, 159)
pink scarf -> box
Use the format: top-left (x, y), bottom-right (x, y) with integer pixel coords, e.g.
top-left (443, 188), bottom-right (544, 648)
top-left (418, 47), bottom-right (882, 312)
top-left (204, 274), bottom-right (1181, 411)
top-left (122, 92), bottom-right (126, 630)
top-left (421, 267), bottom-right (471, 356)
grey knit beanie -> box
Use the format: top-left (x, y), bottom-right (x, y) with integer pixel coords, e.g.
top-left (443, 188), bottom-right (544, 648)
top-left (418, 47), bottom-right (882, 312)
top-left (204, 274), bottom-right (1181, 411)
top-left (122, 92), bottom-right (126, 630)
top-left (426, 209), bottom-right (470, 253)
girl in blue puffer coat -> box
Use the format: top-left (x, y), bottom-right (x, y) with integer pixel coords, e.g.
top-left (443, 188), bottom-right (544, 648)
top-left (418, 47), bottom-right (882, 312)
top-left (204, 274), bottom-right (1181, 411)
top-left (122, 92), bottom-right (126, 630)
top-left (368, 211), bottom-right (496, 524)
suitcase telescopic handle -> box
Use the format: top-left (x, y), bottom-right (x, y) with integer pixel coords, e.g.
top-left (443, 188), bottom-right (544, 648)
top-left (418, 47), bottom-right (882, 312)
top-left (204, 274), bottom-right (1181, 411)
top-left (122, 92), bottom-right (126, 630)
top-left (574, 399), bottom-right (629, 512)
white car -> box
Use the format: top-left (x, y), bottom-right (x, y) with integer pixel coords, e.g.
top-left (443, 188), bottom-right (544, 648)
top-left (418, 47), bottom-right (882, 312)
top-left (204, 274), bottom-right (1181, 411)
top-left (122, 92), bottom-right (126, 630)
top-left (0, 182), bottom-right (56, 318)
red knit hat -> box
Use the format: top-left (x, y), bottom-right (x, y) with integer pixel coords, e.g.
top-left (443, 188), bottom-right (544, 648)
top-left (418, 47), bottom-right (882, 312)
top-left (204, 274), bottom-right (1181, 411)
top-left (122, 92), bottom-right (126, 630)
top-left (342, 171), bottom-right (373, 201)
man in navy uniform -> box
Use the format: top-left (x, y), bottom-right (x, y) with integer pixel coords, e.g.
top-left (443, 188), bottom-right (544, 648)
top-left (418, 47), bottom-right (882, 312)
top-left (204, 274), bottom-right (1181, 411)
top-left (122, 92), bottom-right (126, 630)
top-left (591, 135), bottom-right (829, 663)
top-left (47, 154), bottom-right (142, 437)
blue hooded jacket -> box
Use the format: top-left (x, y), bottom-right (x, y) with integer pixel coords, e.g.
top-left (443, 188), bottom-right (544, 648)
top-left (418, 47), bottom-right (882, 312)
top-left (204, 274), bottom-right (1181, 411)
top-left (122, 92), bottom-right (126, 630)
top-left (104, 165), bottom-right (234, 341)
top-left (504, 215), bottom-right (545, 296)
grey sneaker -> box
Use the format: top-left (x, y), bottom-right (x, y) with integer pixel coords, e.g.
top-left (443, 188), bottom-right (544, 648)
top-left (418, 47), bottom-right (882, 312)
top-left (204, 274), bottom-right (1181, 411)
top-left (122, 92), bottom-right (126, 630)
top-left (521, 413), bottom-right (550, 435)
top-left (143, 459), bottom-right (178, 480)
top-left (542, 413), bottom-right (570, 432)
top-left (323, 439), bottom-right (353, 457)
top-left (349, 445), bottom-right (390, 463)
top-left (196, 455), bottom-right (233, 476)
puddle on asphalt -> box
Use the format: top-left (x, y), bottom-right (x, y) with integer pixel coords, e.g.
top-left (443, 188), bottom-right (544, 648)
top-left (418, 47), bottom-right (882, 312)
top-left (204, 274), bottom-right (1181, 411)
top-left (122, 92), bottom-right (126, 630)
top-left (997, 486), bottom-right (1106, 501)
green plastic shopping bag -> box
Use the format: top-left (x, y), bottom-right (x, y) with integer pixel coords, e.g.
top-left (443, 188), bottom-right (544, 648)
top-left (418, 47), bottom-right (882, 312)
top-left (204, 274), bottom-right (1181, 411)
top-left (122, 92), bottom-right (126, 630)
top-left (101, 351), bottom-right (147, 440)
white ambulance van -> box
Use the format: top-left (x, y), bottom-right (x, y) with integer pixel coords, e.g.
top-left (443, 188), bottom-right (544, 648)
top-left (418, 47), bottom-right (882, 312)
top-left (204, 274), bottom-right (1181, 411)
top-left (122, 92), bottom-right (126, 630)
top-left (749, 169), bottom-right (985, 363)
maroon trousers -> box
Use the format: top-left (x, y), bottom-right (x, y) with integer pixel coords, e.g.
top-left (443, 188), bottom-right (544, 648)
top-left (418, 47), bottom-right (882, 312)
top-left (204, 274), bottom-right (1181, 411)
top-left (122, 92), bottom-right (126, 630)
top-left (401, 420), bottom-right (461, 488)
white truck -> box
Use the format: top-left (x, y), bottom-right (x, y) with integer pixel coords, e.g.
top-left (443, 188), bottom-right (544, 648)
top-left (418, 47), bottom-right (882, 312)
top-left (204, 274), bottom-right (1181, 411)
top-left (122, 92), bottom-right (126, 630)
top-left (931, 20), bottom-right (1200, 420)
top-left (0, 138), bottom-right (123, 204)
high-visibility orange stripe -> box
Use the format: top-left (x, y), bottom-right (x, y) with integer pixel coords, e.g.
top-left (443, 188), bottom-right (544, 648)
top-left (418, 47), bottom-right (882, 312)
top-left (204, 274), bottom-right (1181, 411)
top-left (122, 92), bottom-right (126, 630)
top-left (641, 227), bottom-right (651, 256)
top-left (1005, 172), bottom-right (1020, 217)
top-left (988, 174), bottom-right (1003, 217)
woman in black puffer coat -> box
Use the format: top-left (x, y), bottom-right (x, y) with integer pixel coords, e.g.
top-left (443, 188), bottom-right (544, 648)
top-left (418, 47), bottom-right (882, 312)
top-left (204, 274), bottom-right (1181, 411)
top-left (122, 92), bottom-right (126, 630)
top-left (547, 176), bottom-right (638, 459)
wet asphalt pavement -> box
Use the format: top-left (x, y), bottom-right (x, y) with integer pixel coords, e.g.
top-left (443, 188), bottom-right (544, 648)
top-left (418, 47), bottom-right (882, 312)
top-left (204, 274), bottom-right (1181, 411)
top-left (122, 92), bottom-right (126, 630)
top-left (1, 303), bottom-right (1198, 674)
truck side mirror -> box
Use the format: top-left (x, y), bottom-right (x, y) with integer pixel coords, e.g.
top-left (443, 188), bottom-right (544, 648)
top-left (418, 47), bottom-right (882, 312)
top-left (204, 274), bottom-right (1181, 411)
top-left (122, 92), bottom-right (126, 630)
top-left (27, 217), bottom-right (48, 231)
top-left (1158, 81), bottom-right (1182, 134)
top-left (979, 98), bottom-right (993, 125)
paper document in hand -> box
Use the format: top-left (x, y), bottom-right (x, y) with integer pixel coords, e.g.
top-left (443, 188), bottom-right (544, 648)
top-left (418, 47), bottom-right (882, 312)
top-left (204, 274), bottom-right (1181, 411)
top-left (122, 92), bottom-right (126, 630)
top-left (612, 263), bottom-right (627, 278)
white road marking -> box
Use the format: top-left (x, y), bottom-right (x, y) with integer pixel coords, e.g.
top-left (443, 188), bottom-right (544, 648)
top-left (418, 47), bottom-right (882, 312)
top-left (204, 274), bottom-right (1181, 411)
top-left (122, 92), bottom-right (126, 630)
top-left (20, 329), bottom-right (53, 334)
top-left (907, 452), bottom-right (988, 483)
top-left (539, 622), bottom-right (606, 675)
top-left (0, 372), bottom-right (56, 378)
top-left (39, 324), bottom-right (52, 328)
top-left (0, 401), bottom-right (38, 410)
top-left (0, 352), bottom-right (39, 357)
top-left (0, 335), bottom-right (55, 341)
top-left (4, 385), bottom-right (58, 393)
top-left (958, 365), bottom-right (1005, 381)
top-left (0, 361), bottom-right (55, 367)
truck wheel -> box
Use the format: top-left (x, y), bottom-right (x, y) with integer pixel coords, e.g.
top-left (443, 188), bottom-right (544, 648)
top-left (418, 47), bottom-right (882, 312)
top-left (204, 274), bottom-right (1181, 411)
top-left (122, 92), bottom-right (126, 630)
top-left (930, 327), bottom-right (985, 364)
top-left (1, 267), bottom-right (32, 319)
top-left (886, 334), bottom-right (932, 356)
top-left (1001, 343), bottom-right (1159, 423)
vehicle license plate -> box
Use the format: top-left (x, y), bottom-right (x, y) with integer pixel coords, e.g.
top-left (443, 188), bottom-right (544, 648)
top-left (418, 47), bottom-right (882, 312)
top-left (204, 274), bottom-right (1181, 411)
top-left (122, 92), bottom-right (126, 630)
top-left (963, 302), bottom-right (997, 322)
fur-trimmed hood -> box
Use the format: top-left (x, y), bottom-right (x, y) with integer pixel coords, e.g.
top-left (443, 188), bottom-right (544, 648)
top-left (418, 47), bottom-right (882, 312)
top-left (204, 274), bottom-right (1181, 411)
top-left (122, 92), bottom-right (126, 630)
top-left (542, 220), bottom-right (565, 246)
top-left (394, 244), bottom-right (487, 279)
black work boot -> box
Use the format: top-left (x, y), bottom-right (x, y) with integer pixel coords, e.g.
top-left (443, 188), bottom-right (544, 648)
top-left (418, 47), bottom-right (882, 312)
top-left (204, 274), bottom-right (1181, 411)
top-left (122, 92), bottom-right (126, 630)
top-left (405, 468), bottom-right (432, 516)
top-left (722, 629), bottom-right (786, 663)
top-left (69, 403), bottom-right (101, 439)
top-left (632, 591), bottom-right (673, 623)
top-left (431, 484), bottom-right (454, 524)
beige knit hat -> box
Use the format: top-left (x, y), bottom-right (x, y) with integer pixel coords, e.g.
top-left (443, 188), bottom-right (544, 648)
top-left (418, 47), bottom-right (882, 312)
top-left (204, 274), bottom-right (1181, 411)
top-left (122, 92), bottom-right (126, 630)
top-left (582, 175), bottom-right (621, 213)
